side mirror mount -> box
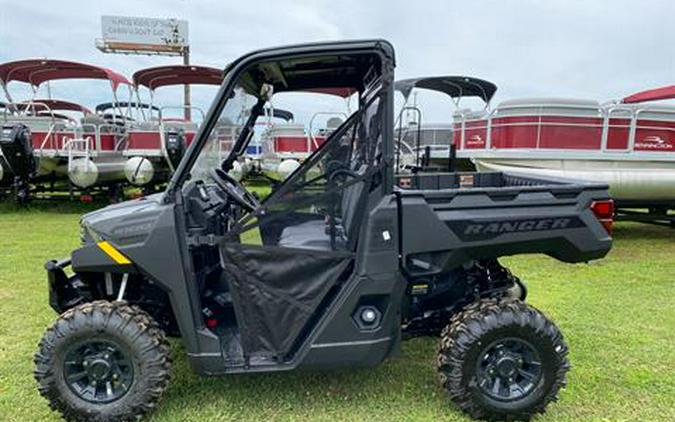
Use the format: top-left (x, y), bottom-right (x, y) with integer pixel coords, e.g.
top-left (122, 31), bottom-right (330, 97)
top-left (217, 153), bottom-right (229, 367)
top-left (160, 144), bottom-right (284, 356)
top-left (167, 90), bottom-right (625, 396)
top-left (260, 83), bottom-right (274, 101)
top-left (236, 130), bottom-right (254, 155)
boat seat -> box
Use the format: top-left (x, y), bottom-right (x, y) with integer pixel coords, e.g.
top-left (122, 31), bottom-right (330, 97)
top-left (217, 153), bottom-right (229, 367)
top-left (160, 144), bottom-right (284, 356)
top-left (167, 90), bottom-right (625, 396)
top-left (453, 108), bottom-right (487, 120)
top-left (81, 114), bottom-right (106, 126)
top-left (9, 116), bottom-right (61, 132)
top-left (134, 121), bottom-right (160, 131)
top-left (278, 169), bottom-right (366, 251)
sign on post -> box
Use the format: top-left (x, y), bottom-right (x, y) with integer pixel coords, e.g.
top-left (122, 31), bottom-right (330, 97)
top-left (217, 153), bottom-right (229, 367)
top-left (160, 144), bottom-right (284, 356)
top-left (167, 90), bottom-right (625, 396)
top-left (96, 16), bottom-right (192, 119)
top-left (96, 16), bottom-right (189, 56)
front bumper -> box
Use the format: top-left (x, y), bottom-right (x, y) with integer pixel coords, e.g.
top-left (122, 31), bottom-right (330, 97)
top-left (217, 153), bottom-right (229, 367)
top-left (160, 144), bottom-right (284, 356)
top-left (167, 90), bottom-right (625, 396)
top-left (45, 258), bottom-right (84, 314)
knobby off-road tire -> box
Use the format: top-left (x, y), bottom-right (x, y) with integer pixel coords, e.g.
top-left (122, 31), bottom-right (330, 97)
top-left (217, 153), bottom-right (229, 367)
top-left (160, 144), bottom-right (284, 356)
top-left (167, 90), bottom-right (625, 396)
top-left (437, 298), bottom-right (569, 421)
top-left (34, 300), bottom-right (172, 422)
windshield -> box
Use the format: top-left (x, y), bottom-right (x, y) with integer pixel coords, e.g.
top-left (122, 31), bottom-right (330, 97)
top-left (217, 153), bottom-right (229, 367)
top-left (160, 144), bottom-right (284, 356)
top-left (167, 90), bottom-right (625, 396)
top-left (189, 83), bottom-right (259, 184)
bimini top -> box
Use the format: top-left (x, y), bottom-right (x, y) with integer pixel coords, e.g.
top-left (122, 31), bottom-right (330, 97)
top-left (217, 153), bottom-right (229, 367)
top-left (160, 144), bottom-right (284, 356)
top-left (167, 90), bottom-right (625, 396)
top-left (395, 76), bottom-right (497, 103)
top-left (133, 65), bottom-right (224, 90)
top-left (622, 85), bottom-right (675, 104)
top-left (0, 59), bottom-right (131, 89)
top-left (266, 108), bottom-right (294, 122)
top-left (17, 99), bottom-right (92, 114)
top-left (95, 102), bottom-right (160, 114)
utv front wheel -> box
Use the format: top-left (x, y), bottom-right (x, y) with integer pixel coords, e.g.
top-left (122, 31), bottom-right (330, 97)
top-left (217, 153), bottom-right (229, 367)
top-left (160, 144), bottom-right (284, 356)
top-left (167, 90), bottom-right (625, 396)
top-left (437, 298), bottom-right (569, 421)
top-left (34, 301), bottom-right (171, 422)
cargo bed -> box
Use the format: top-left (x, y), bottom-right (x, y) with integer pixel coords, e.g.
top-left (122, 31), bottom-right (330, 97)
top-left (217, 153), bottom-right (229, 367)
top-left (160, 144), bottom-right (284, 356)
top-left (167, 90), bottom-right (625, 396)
top-left (395, 171), bottom-right (613, 275)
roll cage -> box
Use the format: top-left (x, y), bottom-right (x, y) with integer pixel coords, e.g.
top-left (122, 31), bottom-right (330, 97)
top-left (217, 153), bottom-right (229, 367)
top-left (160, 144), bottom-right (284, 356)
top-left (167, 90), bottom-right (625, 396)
top-left (165, 40), bottom-right (396, 200)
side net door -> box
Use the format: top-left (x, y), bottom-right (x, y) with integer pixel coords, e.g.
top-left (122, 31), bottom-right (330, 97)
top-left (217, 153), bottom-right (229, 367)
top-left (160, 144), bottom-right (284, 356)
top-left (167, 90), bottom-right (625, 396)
top-left (220, 93), bottom-right (384, 362)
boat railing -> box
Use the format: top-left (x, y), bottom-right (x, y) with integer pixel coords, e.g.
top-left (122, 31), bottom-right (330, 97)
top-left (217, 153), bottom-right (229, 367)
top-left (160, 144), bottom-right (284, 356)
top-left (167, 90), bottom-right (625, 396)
top-left (216, 125), bottom-right (238, 164)
top-left (3, 102), bottom-right (70, 154)
top-left (35, 121), bottom-right (83, 156)
top-left (63, 136), bottom-right (93, 173)
top-left (397, 126), bottom-right (453, 148)
top-left (453, 101), bottom-right (675, 154)
top-left (601, 104), bottom-right (634, 152)
top-left (38, 124), bottom-right (62, 155)
top-left (308, 112), bottom-right (347, 150)
top-left (396, 106), bottom-right (423, 168)
top-left (455, 102), bottom-right (604, 150)
top-left (78, 123), bottom-right (129, 153)
top-left (633, 107), bottom-right (675, 134)
top-left (18, 101), bottom-right (82, 126)
top-left (157, 106), bottom-right (206, 124)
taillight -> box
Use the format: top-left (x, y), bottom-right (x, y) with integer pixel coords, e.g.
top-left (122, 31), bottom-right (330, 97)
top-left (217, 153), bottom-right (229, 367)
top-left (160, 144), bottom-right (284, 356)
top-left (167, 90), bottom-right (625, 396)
top-left (591, 199), bottom-right (614, 235)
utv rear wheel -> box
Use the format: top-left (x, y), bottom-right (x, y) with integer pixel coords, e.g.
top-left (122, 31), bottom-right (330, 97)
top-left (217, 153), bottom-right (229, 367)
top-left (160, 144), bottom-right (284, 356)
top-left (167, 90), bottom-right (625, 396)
top-left (34, 301), bottom-right (171, 422)
top-left (437, 298), bottom-right (569, 421)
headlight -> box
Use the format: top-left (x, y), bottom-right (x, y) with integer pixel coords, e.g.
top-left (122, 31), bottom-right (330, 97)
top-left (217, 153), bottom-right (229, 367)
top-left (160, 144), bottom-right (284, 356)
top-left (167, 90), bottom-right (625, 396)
top-left (80, 223), bottom-right (100, 245)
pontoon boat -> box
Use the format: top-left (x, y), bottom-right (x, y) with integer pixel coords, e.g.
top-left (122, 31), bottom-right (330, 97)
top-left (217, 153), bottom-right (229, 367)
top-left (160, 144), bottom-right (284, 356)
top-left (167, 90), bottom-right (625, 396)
top-left (125, 65), bottom-right (223, 187)
top-left (453, 87), bottom-right (675, 207)
top-left (259, 87), bottom-right (353, 181)
top-left (394, 76), bottom-right (496, 170)
top-left (0, 59), bottom-right (132, 192)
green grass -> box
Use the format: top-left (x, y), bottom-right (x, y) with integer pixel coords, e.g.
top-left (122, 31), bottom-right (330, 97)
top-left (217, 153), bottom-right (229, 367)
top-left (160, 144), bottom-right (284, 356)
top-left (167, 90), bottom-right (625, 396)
top-left (1, 203), bottom-right (674, 422)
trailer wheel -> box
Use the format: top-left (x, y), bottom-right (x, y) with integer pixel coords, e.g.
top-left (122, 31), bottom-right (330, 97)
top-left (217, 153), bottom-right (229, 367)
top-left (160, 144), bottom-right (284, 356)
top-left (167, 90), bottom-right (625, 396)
top-left (34, 300), bottom-right (171, 422)
top-left (437, 298), bottom-right (569, 421)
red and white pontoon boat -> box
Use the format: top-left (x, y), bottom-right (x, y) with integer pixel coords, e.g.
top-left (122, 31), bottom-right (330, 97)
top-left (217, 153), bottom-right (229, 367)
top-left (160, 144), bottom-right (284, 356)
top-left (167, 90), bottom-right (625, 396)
top-left (394, 76), bottom-right (496, 170)
top-left (125, 65), bottom-right (223, 187)
top-left (0, 59), bottom-right (132, 191)
top-left (396, 76), bottom-right (675, 223)
top-left (259, 87), bottom-right (353, 181)
top-left (397, 76), bottom-right (675, 213)
top-left (451, 86), bottom-right (675, 208)
top-left (1, 99), bottom-right (92, 186)
top-left (244, 107), bottom-right (294, 171)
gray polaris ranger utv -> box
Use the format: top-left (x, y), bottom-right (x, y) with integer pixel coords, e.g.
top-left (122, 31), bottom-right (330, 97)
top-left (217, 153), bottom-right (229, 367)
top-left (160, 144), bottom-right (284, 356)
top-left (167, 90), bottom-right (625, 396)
top-left (35, 40), bottom-right (614, 422)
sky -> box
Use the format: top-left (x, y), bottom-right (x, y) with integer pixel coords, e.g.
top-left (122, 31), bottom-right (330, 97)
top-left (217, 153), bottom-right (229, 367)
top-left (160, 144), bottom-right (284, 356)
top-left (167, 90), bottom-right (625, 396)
top-left (1, 0), bottom-right (674, 124)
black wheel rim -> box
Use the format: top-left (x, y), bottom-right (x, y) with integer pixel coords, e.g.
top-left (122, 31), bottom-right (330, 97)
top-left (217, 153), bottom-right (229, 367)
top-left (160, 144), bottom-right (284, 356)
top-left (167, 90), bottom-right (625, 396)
top-left (63, 340), bottom-right (134, 404)
top-left (476, 337), bottom-right (542, 401)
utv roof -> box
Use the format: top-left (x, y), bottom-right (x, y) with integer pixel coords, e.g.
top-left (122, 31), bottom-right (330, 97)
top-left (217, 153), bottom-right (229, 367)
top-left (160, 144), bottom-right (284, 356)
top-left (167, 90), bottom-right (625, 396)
top-left (229, 39), bottom-right (395, 95)
top-left (622, 85), bottom-right (675, 103)
top-left (17, 99), bottom-right (92, 114)
top-left (302, 87), bottom-right (356, 97)
top-left (395, 76), bottom-right (497, 103)
top-left (0, 59), bottom-right (131, 89)
top-left (166, 39), bottom-right (395, 195)
top-left (133, 65), bottom-right (224, 90)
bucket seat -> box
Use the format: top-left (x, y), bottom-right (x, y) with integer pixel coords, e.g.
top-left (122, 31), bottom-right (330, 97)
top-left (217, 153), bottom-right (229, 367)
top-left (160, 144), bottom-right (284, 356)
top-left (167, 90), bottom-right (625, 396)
top-left (278, 165), bottom-right (366, 251)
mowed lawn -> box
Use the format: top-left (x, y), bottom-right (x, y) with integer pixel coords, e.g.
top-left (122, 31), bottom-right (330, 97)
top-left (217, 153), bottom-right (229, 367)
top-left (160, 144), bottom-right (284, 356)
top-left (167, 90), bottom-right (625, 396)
top-left (0, 203), bottom-right (674, 422)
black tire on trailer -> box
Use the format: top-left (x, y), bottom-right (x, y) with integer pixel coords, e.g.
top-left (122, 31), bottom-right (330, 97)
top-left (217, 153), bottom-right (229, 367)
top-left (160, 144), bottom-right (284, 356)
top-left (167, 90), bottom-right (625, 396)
top-left (437, 298), bottom-right (569, 421)
top-left (34, 300), bottom-right (172, 422)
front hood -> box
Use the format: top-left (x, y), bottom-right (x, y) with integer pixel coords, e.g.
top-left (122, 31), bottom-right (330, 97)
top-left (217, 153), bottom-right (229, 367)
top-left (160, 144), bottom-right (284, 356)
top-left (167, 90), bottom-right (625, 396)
top-left (81, 193), bottom-right (168, 246)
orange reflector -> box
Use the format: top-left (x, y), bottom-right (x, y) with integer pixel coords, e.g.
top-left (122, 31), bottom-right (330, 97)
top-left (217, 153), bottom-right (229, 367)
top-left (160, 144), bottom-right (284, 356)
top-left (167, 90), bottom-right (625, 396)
top-left (97, 241), bottom-right (132, 265)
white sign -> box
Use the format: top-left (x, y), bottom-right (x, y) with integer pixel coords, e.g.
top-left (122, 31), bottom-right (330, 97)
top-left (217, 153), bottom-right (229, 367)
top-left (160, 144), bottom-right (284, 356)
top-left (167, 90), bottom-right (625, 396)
top-left (101, 16), bottom-right (189, 47)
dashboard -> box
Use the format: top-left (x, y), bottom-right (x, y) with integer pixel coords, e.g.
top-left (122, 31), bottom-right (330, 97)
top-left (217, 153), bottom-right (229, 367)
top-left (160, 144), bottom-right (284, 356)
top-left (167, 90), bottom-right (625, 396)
top-left (183, 180), bottom-right (233, 236)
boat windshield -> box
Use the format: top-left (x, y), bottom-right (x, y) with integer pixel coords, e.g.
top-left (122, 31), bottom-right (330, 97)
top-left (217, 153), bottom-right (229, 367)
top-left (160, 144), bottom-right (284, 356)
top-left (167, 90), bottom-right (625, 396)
top-left (189, 83), bottom-right (259, 184)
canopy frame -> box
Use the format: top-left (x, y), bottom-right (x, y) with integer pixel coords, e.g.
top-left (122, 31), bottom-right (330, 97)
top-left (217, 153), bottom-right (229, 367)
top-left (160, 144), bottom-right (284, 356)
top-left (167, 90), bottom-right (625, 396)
top-left (0, 59), bottom-right (133, 123)
top-left (622, 85), bottom-right (675, 104)
top-left (394, 76), bottom-right (497, 109)
top-left (132, 65), bottom-right (224, 121)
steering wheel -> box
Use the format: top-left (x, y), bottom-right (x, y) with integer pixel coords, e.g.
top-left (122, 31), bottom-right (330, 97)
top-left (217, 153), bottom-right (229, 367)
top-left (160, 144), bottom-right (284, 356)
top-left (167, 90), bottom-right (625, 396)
top-left (210, 168), bottom-right (260, 213)
top-left (326, 161), bottom-right (359, 183)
